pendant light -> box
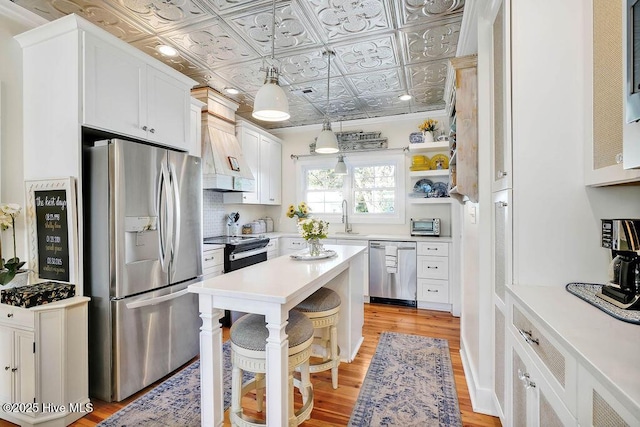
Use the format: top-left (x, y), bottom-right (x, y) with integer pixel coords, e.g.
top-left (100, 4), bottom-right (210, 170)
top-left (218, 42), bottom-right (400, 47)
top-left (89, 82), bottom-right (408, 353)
top-left (334, 155), bottom-right (348, 175)
top-left (315, 49), bottom-right (339, 154)
top-left (252, 0), bottom-right (290, 122)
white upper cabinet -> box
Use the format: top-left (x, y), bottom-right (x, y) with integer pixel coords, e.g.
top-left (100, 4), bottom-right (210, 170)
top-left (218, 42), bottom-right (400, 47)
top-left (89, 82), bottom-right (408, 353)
top-left (83, 32), bottom-right (192, 149)
top-left (260, 133), bottom-right (282, 205)
top-left (586, 0), bottom-right (640, 185)
top-left (224, 121), bottom-right (282, 205)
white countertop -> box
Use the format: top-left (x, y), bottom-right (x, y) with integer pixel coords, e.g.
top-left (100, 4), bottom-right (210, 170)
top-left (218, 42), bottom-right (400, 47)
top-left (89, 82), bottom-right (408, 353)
top-left (235, 232), bottom-right (453, 243)
top-left (509, 285), bottom-right (640, 417)
top-left (190, 245), bottom-right (366, 305)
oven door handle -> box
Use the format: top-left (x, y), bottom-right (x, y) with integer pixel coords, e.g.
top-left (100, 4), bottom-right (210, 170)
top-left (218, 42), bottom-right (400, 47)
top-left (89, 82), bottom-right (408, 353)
top-left (229, 247), bottom-right (267, 261)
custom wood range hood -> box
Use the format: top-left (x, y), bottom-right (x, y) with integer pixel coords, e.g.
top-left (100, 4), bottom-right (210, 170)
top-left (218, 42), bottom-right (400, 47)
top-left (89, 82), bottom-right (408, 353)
top-left (192, 87), bottom-right (255, 192)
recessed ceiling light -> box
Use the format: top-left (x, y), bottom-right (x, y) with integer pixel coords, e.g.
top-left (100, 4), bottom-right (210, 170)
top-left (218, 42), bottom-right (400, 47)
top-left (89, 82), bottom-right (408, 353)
top-left (399, 94), bottom-right (412, 101)
top-left (225, 87), bottom-right (240, 95)
top-left (157, 45), bottom-right (178, 57)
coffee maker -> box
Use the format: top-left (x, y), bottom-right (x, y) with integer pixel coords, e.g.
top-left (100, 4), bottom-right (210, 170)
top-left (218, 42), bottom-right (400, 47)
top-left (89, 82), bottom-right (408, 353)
top-left (599, 219), bottom-right (640, 309)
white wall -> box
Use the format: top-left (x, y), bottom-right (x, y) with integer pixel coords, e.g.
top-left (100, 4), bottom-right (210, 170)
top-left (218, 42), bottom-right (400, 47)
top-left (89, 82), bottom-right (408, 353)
top-left (272, 112), bottom-right (453, 235)
top-left (0, 5), bottom-right (44, 264)
top-left (460, 0), bottom-right (640, 416)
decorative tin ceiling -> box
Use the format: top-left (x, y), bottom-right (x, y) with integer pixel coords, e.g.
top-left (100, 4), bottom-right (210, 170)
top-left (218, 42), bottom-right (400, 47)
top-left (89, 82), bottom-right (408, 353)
top-left (13, 0), bottom-right (464, 129)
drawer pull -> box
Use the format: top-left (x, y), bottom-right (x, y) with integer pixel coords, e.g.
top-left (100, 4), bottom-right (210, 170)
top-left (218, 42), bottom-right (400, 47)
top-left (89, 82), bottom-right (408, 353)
top-left (427, 266), bottom-right (438, 269)
top-left (517, 369), bottom-right (536, 389)
top-left (426, 248), bottom-right (438, 251)
top-left (7, 313), bottom-right (13, 318)
top-left (427, 289), bottom-right (439, 293)
top-left (204, 257), bottom-right (216, 261)
top-left (517, 328), bottom-right (540, 346)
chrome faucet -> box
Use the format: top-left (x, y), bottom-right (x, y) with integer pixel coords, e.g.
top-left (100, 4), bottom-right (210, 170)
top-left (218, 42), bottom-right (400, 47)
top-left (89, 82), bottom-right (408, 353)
top-left (341, 199), bottom-right (352, 233)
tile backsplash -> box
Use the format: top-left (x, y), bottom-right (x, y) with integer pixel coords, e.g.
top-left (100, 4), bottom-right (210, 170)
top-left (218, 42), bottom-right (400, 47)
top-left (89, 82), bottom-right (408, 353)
top-left (203, 190), bottom-right (279, 237)
top-left (203, 191), bottom-right (226, 237)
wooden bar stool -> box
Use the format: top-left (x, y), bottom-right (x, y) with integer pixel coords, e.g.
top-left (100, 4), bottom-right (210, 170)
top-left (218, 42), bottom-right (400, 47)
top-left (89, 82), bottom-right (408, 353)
top-left (229, 310), bottom-right (314, 427)
top-left (294, 287), bottom-right (341, 389)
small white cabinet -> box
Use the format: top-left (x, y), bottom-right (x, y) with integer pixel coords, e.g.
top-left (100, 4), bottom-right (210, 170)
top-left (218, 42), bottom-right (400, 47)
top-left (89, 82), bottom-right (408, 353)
top-left (0, 297), bottom-right (90, 427)
top-left (416, 241), bottom-right (451, 310)
top-left (83, 32), bottom-right (192, 149)
top-left (266, 238), bottom-right (279, 259)
top-left (224, 121), bottom-right (282, 205)
top-left (203, 248), bottom-right (224, 278)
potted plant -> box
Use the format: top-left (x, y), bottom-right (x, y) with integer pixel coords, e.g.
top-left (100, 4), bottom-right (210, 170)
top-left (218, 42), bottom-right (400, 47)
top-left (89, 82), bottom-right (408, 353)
top-left (0, 203), bottom-right (27, 287)
top-left (286, 202), bottom-right (311, 221)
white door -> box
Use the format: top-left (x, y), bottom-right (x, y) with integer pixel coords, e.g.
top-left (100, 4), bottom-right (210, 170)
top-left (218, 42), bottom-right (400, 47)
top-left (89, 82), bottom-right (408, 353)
top-left (0, 326), bottom-right (13, 403)
top-left (146, 67), bottom-right (190, 148)
top-left (83, 32), bottom-right (146, 139)
top-left (240, 128), bottom-right (260, 204)
top-left (14, 330), bottom-right (35, 404)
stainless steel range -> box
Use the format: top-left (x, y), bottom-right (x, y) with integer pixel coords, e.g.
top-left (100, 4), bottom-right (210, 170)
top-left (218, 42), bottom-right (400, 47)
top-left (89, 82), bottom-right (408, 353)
top-left (204, 235), bottom-right (270, 272)
top-left (203, 235), bottom-right (270, 326)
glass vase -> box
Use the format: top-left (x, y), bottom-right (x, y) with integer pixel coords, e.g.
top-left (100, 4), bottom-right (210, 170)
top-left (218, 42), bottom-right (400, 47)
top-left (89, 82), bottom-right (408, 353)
top-left (307, 238), bottom-right (324, 256)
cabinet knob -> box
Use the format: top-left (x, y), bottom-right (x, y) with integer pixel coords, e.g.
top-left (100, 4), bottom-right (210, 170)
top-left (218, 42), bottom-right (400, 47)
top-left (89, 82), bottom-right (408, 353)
top-left (616, 153), bottom-right (623, 164)
top-left (517, 369), bottom-right (536, 389)
top-left (7, 313), bottom-right (13, 318)
top-left (497, 201), bottom-right (508, 208)
top-left (4, 366), bottom-right (9, 371)
top-left (150, 128), bottom-right (155, 134)
top-left (11, 368), bottom-right (17, 373)
top-left (497, 170), bottom-right (508, 178)
top-left (142, 125), bottom-right (148, 131)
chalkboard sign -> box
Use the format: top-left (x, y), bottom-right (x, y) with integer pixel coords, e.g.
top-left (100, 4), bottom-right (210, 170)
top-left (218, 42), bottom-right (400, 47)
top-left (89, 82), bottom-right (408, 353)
top-left (26, 178), bottom-right (78, 287)
top-left (34, 190), bottom-right (70, 282)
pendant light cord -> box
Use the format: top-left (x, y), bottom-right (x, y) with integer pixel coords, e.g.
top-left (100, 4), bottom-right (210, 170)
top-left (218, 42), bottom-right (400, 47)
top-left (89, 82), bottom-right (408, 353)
top-left (326, 49), bottom-right (332, 120)
top-left (270, 0), bottom-right (276, 61)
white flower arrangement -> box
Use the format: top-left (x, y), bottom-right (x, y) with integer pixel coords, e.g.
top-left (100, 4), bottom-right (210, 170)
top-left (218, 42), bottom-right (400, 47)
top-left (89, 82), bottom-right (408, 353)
top-left (0, 203), bottom-right (26, 286)
top-left (296, 217), bottom-right (329, 241)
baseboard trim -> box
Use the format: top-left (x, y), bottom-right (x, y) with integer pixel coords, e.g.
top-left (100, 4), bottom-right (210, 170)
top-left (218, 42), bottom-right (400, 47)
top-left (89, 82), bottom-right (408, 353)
top-left (460, 343), bottom-right (499, 417)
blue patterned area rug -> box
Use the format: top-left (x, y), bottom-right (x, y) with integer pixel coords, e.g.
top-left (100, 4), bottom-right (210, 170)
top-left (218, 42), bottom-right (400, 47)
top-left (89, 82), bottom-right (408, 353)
top-left (349, 332), bottom-right (462, 427)
top-left (98, 341), bottom-right (237, 427)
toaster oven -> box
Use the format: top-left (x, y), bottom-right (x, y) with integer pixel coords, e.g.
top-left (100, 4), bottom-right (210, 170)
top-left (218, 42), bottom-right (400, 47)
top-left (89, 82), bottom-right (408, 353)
top-left (410, 218), bottom-right (440, 236)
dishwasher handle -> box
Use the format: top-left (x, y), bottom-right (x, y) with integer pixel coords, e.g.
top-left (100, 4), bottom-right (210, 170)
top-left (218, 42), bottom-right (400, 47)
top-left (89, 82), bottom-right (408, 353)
top-left (370, 241), bottom-right (416, 250)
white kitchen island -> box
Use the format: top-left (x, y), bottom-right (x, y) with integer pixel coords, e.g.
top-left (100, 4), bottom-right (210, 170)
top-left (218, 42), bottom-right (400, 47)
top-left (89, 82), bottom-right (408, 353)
top-left (188, 244), bottom-right (366, 427)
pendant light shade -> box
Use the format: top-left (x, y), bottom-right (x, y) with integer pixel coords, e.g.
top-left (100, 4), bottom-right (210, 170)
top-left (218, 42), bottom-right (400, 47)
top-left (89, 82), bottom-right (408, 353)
top-left (252, 0), bottom-right (290, 122)
top-left (334, 155), bottom-right (347, 175)
top-left (316, 119), bottom-right (339, 153)
top-left (315, 49), bottom-right (338, 153)
top-left (252, 66), bottom-right (290, 121)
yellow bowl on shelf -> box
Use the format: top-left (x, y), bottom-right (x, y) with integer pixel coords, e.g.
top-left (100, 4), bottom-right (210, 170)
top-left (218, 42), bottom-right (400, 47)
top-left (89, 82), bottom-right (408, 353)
top-left (412, 155), bottom-right (428, 166)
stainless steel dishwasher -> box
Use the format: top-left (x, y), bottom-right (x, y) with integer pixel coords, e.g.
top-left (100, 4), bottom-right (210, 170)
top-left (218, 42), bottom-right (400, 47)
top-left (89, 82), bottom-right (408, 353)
top-left (369, 241), bottom-right (417, 307)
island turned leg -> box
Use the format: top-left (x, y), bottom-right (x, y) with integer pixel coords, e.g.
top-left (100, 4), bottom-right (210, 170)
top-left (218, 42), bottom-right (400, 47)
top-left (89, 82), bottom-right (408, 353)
top-left (265, 308), bottom-right (289, 427)
top-left (198, 295), bottom-right (224, 427)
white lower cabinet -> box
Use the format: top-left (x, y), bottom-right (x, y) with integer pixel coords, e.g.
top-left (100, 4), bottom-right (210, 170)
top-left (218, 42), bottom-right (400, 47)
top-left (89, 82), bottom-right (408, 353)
top-left (266, 238), bottom-right (279, 259)
top-left (203, 248), bottom-right (225, 278)
top-left (577, 365), bottom-right (640, 427)
top-left (416, 241), bottom-right (450, 310)
top-left (0, 297), bottom-right (90, 427)
top-left (336, 240), bottom-right (369, 298)
top-left (509, 332), bottom-right (576, 426)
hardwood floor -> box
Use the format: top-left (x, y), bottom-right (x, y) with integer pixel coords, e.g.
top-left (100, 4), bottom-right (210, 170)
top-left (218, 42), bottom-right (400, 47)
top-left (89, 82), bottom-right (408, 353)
top-left (1, 304), bottom-right (502, 427)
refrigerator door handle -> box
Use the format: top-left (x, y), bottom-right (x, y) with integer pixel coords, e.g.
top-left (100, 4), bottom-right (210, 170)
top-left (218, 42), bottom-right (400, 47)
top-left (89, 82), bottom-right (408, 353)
top-left (158, 163), bottom-right (173, 272)
top-left (125, 288), bottom-right (189, 309)
top-left (169, 163), bottom-right (181, 266)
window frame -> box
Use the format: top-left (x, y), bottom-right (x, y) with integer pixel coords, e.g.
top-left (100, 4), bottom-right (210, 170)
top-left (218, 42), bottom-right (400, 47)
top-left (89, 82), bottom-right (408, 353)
top-left (295, 153), bottom-right (405, 225)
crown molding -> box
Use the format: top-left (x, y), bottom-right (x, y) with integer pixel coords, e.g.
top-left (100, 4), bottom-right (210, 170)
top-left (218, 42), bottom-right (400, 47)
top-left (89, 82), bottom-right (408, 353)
top-left (0, 0), bottom-right (47, 28)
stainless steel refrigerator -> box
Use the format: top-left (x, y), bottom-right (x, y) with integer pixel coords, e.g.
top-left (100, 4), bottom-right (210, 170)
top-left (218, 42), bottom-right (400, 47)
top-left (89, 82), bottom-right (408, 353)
top-left (83, 138), bottom-right (202, 402)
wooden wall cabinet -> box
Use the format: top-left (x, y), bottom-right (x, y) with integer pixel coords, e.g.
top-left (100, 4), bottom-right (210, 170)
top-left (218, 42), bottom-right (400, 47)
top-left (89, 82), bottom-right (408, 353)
top-left (449, 55), bottom-right (479, 202)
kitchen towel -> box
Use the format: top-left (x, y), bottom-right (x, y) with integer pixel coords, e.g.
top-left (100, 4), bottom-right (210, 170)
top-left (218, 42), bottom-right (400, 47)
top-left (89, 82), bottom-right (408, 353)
top-left (385, 245), bottom-right (398, 274)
